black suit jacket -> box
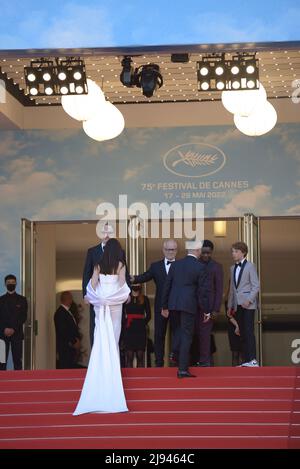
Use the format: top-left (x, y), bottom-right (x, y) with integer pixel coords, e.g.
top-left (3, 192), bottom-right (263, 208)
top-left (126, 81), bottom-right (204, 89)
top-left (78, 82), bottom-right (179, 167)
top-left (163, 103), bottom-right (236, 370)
top-left (198, 259), bottom-right (224, 314)
top-left (82, 243), bottom-right (130, 297)
top-left (0, 292), bottom-right (27, 340)
top-left (54, 305), bottom-right (81, 361)
top-left (162, 255), bottom-right (209, 315)
top-left (134, 259), bottom-right (170, 313)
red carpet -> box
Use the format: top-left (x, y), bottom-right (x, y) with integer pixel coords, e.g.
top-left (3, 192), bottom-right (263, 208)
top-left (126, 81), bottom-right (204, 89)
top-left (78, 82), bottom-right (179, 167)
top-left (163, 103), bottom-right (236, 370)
top-left (0, 367), bottom-right (299, 449)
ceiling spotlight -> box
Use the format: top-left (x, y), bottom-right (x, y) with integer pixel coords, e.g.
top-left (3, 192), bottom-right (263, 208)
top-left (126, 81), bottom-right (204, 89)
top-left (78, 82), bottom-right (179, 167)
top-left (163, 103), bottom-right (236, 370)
top-left (42, 72), bottom-right (51, 81)
top-left (29, 87), bottom-right (38, 95)
top-left (215, 66), bottom-right (224, 76)
top-left (200, 66), bottom-right (209, 76)
top-left (135, 64), bottom-right (163, 98)
top-left (246, 65), bottom-right (255, 74)
top-left (73, 71), bottom-right (82, 80)
top-left (45, 86), bottom-right (53, 95)
top-left (120, 56), bottom-right (135, 87)
top-left (201, 81), bottom-right (209, 91)
top-left (27, 73), bottom-right (36, 82)
top-left (247, 80), bottom-right (255, 89)
top-left (197, 52), bottom-right (259, 92)
top-left (231, 66), bottom-right (239, 75)
top-left (24, 57), bottom-right (87, 97)
top-left (58, 71), bottom-right (67, 81)
top-left (232, 80), bottom-right (240, 89)
top-left (216, 81), bottom-right (225, 90)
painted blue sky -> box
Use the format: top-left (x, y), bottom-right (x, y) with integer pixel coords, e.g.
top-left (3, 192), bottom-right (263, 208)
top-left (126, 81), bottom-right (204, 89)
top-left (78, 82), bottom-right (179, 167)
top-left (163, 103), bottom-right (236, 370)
top-left (0, 1), bottom-right (299, 49)
top-left (0, 123), bottom-right (299, 284)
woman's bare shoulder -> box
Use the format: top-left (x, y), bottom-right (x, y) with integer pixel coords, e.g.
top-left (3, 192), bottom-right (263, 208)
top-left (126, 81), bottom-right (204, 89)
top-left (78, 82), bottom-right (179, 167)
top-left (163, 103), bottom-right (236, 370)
top-left (116, 261), bottom-right (125, 275)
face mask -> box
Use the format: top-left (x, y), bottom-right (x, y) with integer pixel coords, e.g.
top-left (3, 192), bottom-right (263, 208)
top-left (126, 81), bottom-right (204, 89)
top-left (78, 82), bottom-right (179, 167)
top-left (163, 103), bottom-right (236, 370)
top-left (7, 284), bottom-right (16, 292)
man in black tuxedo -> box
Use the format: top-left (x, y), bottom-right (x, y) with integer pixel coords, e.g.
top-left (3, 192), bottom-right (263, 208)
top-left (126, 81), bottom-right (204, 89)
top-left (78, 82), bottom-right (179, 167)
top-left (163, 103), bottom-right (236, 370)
top-left (131, 239), bottom-right (180, 367)
top-left (162, 241), bottom-right (209, 378)
top-left (0, 274), bottom-right (27, 371)
top-left (82, 223), bottom-right (130, 346)
top-left (54, 291), bottom-right (81, 369)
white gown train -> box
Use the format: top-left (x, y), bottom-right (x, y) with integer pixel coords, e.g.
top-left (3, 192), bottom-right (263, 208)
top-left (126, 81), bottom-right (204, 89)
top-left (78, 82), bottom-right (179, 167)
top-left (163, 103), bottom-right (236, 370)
top-left (73, 274), bottom-right (130, 415)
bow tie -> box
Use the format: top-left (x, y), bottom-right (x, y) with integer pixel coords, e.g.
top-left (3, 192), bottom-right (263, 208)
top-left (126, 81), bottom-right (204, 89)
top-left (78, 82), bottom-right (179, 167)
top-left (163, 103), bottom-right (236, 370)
top-left (166, 260), bottom-right (173, 265)
top-left (236, 262), bottom-right (242, 267)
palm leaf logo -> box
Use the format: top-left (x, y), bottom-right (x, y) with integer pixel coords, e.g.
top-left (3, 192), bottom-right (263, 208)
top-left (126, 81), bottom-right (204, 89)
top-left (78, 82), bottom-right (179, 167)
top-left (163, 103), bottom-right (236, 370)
top-left (172, 150), bottom-right (218, 168)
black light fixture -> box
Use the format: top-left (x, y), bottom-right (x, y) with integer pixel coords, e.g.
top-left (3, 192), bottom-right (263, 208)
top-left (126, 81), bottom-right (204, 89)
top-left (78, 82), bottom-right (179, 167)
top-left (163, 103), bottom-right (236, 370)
top-left (197, 53), bottom-right (259, 92)
top-left (197, 54), bottom-right (227, 92)
top-left (120, 56), bottom-right (135, 87)
top-left (134, 64), bottom-right (163, 98)
top-left (57, 58), bottom-right (87, 95)
top-left (120, 58), bottom-right (163, 98)
top-left (171, 53), bottom-right (190, 63)
top-left (24, 58), bottom-right (88, 97)
top-left (228, 53), bottom-right (259, 90)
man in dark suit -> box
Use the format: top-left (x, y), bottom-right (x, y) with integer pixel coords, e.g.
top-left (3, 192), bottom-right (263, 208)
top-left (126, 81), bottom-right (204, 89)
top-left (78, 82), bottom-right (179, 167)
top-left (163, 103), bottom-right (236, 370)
top-left (196, 239), bottom-right (224, 367)
top-left (0, 274), bottom-right (27, 371)
top-left (54, 291), bottom-right (81, 369)
top-left (161, 241), bottom-right (209, 378)
top-left (131, 239), bottom-right (180, 367)
top-left (82, 223), bottom-right (130, 346)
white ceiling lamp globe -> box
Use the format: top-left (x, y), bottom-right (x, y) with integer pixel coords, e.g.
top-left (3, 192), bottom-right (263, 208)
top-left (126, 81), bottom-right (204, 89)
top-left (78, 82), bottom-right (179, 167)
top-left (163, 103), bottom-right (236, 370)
top-left (221, 82), bottom-right (267, 117)
top-left (234, 100), bottom-right (277, 137)
top-left (83, 101), bottom-right (125, 142)
top-left (61, 78), bottom-right (105, 121)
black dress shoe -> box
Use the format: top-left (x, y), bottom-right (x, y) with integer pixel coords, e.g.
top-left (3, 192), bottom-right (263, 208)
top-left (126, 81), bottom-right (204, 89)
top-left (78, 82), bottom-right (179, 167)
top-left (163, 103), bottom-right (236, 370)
top-left (177, 371), bottom-right (196, 378)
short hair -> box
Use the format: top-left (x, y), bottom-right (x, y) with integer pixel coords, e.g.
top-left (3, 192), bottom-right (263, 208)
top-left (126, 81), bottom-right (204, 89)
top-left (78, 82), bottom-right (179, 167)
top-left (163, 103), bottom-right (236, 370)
top-left (60, 291), bottom-right (72, 303)
top-left (232, 241), bottom-right (248, 255)
top-left (202, 239), bottom-right (214, 250)
top-left (5, 274), bottom-right (16, 284)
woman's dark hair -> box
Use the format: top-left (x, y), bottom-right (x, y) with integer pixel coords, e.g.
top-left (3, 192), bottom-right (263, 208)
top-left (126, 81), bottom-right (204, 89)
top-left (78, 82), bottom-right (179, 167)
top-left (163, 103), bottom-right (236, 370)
top-left (98, 238), bottom-right (125, 275)
top-left (131, 284), bottom-right (145, 304)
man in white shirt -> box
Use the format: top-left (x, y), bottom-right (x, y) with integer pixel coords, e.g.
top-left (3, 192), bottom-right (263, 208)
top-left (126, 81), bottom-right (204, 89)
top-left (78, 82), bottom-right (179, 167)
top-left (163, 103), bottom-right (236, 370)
top-left (131, 239), bottom-right (179, 367)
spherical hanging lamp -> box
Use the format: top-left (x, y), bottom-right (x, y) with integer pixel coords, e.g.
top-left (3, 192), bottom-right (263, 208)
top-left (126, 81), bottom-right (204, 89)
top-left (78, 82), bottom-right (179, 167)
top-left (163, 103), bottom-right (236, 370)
top-left (234, 100), bottom-right (277, 136)
top-left (221, 82), bottom-right (267, 117)
top-left (83, 101), bottom-right (125, 141)
top-left (61, 79), bottom-right (105, 121)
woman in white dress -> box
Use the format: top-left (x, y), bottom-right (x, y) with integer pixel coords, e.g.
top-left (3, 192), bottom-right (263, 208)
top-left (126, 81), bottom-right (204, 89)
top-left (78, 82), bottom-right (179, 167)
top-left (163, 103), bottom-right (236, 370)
top-left (73, 238), bottom-right (130, 415)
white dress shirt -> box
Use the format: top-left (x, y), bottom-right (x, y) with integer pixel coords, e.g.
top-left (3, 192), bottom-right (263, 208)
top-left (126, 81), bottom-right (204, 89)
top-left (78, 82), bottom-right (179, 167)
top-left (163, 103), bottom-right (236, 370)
top-left (235, 257), bottom-right (246, 284)
top-left (164, 258), bottom-right (175, 274)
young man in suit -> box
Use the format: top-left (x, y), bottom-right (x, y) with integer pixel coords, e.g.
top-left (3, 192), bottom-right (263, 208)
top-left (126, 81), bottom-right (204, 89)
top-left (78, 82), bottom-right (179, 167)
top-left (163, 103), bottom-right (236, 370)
top-left (161, 240), bottom-right (209, 378)
top-left (131, 239), bottom-right (179, 367)
top-left (0, 274), bottom-right (27, 371)
top-left (227, 241), bottom-right (260, 367)
top-left (82, 223), bottom-right (130, 346)
top-left (54, 291), bottom-right (81, 369)
top-left (196, 239), bottom-right (224, 367)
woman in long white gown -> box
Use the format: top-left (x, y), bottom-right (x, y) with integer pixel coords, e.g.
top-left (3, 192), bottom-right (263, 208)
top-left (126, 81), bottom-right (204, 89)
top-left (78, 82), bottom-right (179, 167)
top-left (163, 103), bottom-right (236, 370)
top-left (73, 238), bottom-right (130, 415)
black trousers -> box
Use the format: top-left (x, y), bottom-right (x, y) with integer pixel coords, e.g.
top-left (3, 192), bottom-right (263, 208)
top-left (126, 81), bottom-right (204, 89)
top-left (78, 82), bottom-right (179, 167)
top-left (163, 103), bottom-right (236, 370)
top-left (154, 310), bottom-right (181, 367)
top-left (57, 346), bottom-right (77, 369)
top-left (177, 310), bottom-right (195, 372)
top-left (0, 337), bottom-right (23, 370)
top-left (235, 306), bottom-right (256, 362)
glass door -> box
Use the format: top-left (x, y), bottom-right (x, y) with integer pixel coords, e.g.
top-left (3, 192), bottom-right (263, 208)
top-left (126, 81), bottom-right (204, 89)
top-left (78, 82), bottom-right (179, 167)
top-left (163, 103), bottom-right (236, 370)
top-left (21, 218), bottom-right (36, 370)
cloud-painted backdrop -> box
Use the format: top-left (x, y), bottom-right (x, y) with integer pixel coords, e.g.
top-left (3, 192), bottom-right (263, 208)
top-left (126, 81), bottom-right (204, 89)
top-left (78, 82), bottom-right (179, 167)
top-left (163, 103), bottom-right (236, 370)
top-left (0, 123), bottom-right (299, 284)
